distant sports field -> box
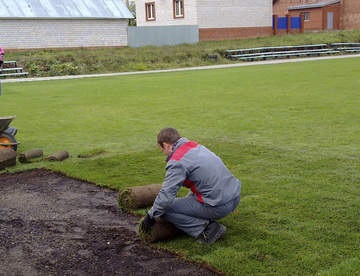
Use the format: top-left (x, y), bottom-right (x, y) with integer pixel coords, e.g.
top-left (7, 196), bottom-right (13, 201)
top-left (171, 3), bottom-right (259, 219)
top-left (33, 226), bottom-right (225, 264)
top-left (1, 57), bottom-right (359, 274)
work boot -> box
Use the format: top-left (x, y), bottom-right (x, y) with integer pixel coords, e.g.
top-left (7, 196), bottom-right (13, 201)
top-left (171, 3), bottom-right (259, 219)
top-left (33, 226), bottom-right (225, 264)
top-left (197, 221), bottom-right (226, 244)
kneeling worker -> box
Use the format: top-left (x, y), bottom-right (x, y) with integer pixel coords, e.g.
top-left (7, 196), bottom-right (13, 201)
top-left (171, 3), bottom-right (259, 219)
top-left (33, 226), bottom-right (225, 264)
top-left (141, 127), bottom-right (241, 244)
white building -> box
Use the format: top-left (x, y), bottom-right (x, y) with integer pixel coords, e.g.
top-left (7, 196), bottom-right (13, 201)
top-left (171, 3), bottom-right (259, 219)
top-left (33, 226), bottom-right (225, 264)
top-left (0, 0), bottom-right (133, 49)
top-left (129, 0), bottom-right (273, 46)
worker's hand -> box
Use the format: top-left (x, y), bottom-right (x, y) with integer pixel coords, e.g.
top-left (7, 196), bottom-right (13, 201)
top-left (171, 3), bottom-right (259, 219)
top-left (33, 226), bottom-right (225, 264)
top-left (141, 213), bottom-right (155, 233)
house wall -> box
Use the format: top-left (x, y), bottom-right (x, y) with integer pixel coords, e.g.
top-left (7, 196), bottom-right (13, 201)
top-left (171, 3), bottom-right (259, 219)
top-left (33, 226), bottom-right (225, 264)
top-left (135, 0), bottom-right (273, 28)
top-left (0, 19), bottom-right (129, 49)
top-left (197, 0), bottom-right (273, 41)
top-left (341, 0), bottom-right (360, 29)
top-left (273, 0), bottom-right (360, 30)
top-left (273, 0), bottom-right (318, 16)
top-left (128, 25), bottom-right (198, 47)
top-left (288, 3), bottom-right (340, 30)
top-left (135, 0), bottom-right (273, 42)
top-left (135, 0), bottom-right (198, 26)
top-left (196, 0), bottom-right (272, 28)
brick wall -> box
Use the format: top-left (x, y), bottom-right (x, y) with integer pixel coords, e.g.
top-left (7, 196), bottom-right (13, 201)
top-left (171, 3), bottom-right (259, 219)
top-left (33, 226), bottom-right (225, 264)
top-left (273, 0), bottom-right (318, 16)
top-left (199, 27), bottom-right (273, 41)
top-left (288, 3), bottom-right (341, 30)
top-left (323, 4), bottom-right (341, 30)
top-left (0, 19), bottom-right (129, 49)
top-left (341, 0), bottom-right (360, 29)
top-left (274, 0), bottom-right (360, 30)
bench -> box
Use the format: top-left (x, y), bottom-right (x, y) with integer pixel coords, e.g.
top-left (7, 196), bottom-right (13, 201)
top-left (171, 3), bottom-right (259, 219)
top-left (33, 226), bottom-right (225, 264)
top-left (343, 48), bottom-right (360, 53)
top-left (0, 72), bottom-right (29, 77)
top-left (330, 43), bottom-right (360, 54)
top-left (231, 48), bottom-right (332, 57)
top-left (225, 43), bottom-right (328, 58)
top-left (0, 60), bottom-right (29, 78)
top-left (332, 47), bottom-right (360, 53)
top-left (0, 67), bottom-right (26, 73)
top-left (239, 52), bottom-right (338, 62)
top-left (331, 42), bottom-right (360, 48)
top-left (2, 61), bottom-right (18, 66)
top-left (225, 44), bottom-right (330, 61)
top-left (224, 42), bottom-right (360, 62)
top-left (232, 49), bottom-right (339, 61)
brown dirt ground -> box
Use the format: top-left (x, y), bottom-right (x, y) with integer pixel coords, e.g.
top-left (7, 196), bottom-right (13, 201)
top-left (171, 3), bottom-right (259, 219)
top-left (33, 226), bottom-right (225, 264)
top-left (0, 169), bottom-right (221, 275)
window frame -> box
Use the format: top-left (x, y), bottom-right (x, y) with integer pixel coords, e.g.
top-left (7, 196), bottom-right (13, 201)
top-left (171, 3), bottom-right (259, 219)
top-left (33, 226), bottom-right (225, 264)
top-left (173, 0), bottom-right (184, 19)
top-left (145, 2), bottom-right (156, 21)
top-left (302, 12), bottom-right (310, 21)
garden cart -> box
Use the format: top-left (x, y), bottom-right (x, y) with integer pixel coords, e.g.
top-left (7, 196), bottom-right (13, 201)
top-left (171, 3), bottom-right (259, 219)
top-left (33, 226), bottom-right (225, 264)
top-left (0, 116), bottom-right (19, 151)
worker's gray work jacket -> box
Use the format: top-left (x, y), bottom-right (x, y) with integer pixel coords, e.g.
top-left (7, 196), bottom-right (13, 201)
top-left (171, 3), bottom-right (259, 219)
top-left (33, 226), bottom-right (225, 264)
top-left (149, 137), bottom-right (241, 218)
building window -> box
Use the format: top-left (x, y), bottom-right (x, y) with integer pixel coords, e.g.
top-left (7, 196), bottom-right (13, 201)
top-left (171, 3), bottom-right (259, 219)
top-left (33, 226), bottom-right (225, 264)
top-left (146, 2), bottom-right (156, 21)
top-left (302, 12), bottom-right (310, 21)
top-left (173, 0), bottom-right (184, 18)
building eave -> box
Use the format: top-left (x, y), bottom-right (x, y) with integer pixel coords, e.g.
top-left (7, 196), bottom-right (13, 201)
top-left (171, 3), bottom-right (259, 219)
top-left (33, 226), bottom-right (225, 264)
top-left (289, 0), bottom-right (341, 11)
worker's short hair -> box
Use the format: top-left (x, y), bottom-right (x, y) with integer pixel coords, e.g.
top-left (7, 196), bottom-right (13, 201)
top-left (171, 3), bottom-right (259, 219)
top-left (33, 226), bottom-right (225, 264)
top-left (157, 127), bottom-right (181, 148)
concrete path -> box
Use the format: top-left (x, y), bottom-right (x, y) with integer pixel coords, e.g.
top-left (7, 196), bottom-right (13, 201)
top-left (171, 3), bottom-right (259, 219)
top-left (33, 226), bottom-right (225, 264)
top-left (2, 53), bottom-right (360, 83)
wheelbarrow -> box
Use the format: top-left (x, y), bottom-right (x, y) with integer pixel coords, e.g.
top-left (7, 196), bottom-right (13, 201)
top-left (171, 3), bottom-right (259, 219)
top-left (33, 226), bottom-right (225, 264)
top-left (0, 116), bottom-right (19, 151)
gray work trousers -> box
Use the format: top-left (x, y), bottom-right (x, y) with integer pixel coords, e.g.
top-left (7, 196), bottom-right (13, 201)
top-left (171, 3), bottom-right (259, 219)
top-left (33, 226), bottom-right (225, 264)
top-left (163, 193), bottom-right (240, 238)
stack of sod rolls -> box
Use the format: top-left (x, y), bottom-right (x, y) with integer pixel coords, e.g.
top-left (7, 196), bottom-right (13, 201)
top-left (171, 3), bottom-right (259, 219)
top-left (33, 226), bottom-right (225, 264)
top-left (118, 184), bottom-right (180, 242)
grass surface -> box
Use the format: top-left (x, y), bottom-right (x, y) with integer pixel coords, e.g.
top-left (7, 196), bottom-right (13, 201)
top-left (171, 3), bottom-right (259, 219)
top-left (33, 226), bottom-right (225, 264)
top-left (1, 57), bottom-right (359, 274)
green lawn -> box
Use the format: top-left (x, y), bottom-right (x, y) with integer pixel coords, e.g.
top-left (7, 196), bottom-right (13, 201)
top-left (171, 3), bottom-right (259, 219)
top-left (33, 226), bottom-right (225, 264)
top-left (1, 57), bottom-right (359, 275)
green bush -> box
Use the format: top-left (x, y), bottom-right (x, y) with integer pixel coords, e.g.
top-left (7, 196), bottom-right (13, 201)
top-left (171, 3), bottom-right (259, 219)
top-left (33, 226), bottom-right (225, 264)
top-left (49, 62), bottom-right (79, 76)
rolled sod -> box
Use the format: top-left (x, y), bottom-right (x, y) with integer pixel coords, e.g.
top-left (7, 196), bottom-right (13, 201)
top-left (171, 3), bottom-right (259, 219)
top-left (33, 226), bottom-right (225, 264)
top-left (118, 184), bottom-right (162, 211)
top-left (138, 217), bottom-right (180, 243)
top-left (0, 148), bottom-right (17, 169)
top-left (46, 150), bottom-right (69, 161)
top-left (18, 148), bottom-right (43, 163)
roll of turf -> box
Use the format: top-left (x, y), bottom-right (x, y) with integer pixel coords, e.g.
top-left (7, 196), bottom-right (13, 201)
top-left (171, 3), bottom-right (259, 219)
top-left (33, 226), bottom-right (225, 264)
top-left (0, 148), bottom-right (17, 169)
top-left (138, 217), bottom-right (180, 243)
top-left (118, 184), bottom-right (162, 211)
top-left (18, 149), bottom-right (43, 163)
top-left (46, 150), bottom-right (69, 161)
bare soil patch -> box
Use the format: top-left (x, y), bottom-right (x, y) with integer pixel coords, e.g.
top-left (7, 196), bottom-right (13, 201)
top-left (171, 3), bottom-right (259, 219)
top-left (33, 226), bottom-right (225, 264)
top-left (0, 169), bottom-right (220, 275)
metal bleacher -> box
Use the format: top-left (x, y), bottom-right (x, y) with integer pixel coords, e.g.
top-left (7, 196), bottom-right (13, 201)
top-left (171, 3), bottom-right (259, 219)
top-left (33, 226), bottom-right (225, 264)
top-left (225, 42), bottom-right (360, 62)
top-left (330, 42), bottom-right (360, 54)
top-left (0, 61), bottom-right (29, 78)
